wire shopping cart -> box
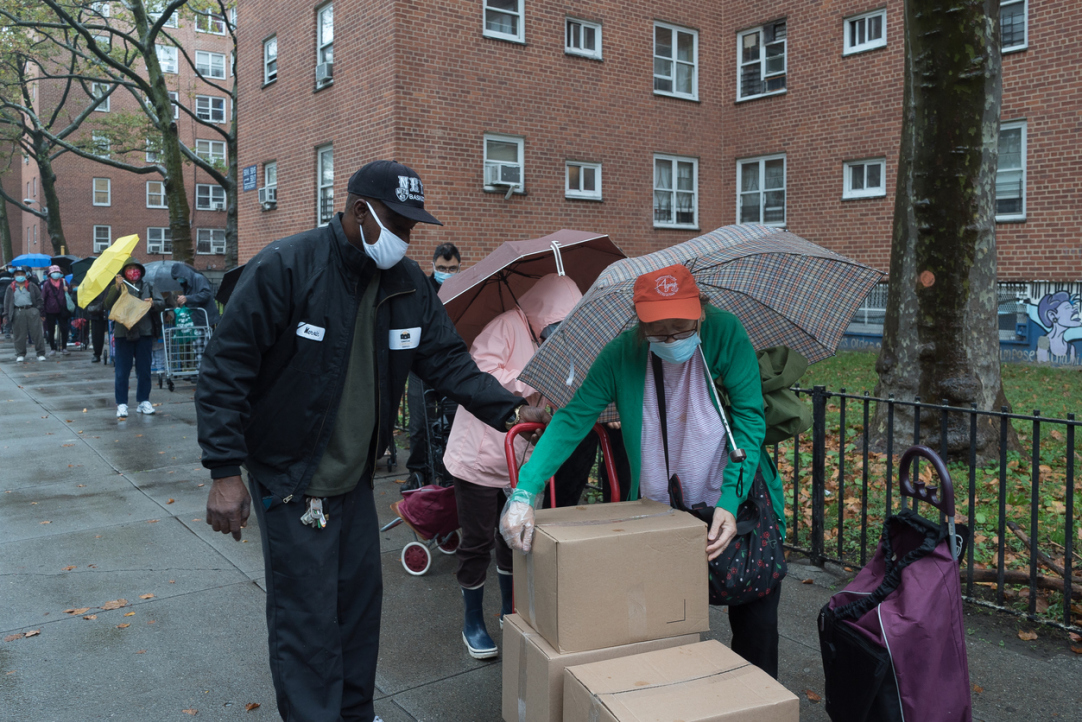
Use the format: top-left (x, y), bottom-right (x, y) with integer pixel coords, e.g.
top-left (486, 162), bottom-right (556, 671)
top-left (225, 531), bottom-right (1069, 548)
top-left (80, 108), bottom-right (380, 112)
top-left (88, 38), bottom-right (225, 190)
top-left (162, 307), bottom-right (212, 391)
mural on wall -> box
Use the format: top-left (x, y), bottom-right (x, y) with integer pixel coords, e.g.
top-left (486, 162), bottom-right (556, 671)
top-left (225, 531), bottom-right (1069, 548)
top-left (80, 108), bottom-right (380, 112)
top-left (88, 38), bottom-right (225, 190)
top-left (1026, 291), bottom-right (1082, 363)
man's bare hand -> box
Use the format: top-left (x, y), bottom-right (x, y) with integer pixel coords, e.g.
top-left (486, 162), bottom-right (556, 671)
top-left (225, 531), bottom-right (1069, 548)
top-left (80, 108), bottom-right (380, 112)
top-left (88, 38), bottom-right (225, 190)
top-left (206, 476), bottom-right (251, 541)
top-left (706, 507), bottom-right (738, 561)
top-left (517, 406), bottom-right (552, 444)
top-left (176, 295), bottom-right (187, 305)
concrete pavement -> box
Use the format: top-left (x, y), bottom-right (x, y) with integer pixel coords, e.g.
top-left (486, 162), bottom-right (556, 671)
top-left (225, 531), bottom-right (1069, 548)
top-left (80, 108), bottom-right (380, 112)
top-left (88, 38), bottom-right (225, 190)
top-left (1, 339), bottom-right (1079, 721)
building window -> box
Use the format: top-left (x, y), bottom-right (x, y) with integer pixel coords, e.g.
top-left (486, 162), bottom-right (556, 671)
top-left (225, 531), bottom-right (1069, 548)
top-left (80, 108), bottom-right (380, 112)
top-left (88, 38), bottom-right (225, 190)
top-left (566, 18), bottom-right (601, 59)
top-left (317, 145), bottom-right (334, 224)
top-left (196, 228), bottom-right (226, 255)
top-left (90, 82), bottom-right (110, 112)
top-left (156, 44), bottom-right (178, 74)
top-left (1001, 0), bottom-right (1026, 52)
top-left (842, 158), bottom-right (886, 199)
top-left (996, 121), bottom-right (1026, 221)
top-left (168, 91), bottom-right (179, 120)
top-left (565, 161), bottom-right (602, 200)
top-left (146, 137), bottom-right (160, 163)
top-left (195, 139), bottom-right (226, 165)
top-left (654, 23), bottom-right (697, 100)
top-left (195, 95), bottom-right (226, 123)
top-left (264, 36), bottom-right (278, 84)
top-left (90, 132), bottom-right (111, 158)
top-left (196, 184), bottom-right (226, 211)
top-left (149, 4), bottom-right (179, 28)
top-left (738, 154), bottom-right (786, 226)
top-left (738, 20), bottom-right (787, 101)
top-left (93, 225), bottom-right (111, 252)
top-left (653, 154), bottom-right (697, 229)
top-left (91, 2), bottom-right (110, 17)
top-left (196, 12), bottom-right (226, 34)
top-left (844, 9), bottom-right (886, 55)
top-left (147, 227), bottom-right (173, 255)
top-left (195, 51), bottom-right (226, 79)
top-left (483, 134), bottom-right (524, 192)
top-left (484, 0), bottom-right (524, 43)
top-left (264, 161), bottom-right (277, 189)
top-left (146, 180), bottom-right (167, 208)
top-left (92, 178), bottom-right (111, 206)
top-left (316, 3), bottom-right (334, 88)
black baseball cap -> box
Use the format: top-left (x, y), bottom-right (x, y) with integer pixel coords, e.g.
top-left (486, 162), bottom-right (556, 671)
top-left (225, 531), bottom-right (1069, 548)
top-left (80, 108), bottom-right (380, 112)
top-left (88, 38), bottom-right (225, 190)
top-left (347, 160), bottom-right (443, 226)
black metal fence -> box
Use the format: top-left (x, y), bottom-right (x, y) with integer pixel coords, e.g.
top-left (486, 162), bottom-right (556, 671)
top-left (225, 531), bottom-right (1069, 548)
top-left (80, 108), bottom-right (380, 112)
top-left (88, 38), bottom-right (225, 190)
top-left (780, 386), bottom-right (1079, 630)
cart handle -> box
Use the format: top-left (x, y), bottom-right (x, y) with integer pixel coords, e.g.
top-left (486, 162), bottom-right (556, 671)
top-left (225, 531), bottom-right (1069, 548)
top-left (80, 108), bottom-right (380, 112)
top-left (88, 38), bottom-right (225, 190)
top-left (898, 445), bottom-right (955, 518)
top-left (504, 423), bottom-right (622, 508)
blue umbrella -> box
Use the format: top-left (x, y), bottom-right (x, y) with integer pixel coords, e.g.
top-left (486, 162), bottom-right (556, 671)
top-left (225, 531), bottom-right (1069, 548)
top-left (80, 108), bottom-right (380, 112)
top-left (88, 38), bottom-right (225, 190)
top-left (10, 253), bottom-right (53, 267)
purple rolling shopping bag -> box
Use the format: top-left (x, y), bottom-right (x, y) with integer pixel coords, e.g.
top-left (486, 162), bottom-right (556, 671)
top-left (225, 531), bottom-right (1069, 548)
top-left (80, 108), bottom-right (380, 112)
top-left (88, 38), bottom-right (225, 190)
top-left (818, 446), bottom-right (972, 722)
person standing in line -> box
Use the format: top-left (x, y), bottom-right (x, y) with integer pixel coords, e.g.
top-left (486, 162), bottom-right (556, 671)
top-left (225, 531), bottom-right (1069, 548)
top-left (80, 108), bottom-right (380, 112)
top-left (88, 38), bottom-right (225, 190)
top-left (86, 288), bottom-right (109, 363)
top-left (105, 258), bottom-right (163, 418)
top-left (3, 267), bottom-right (47, 362)
top-left (405, 242), bottom-right (461, 488)
top-left (41, 265), bottom-right (72, 356)
top-left (171, 263), bottom-right (221, 327)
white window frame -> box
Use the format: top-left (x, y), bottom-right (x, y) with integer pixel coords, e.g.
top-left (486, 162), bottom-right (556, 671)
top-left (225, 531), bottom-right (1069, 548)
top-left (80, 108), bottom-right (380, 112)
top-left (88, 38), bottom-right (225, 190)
top-left (1000, 0), bottom-right (1027, 53)
top-left (483, 0), bottom-right (525, 44)
top-left (146, 180), bottom-right (167, 208)
top-left (737, 21), bottom-right (787, 102)
top-left (566, 18), bottom-right (602, 59)
top-left (195, 95), bottom-right (226, 123)
top-left (149, 4), bottom-right (179, 28)
top-left (91, 132), bottom-right (111, 158)
top-left (317, 144), bottom-right (334, 224)
top-left (195, 50), bottom-right (226, 79)
top-left (842, 158), bottom-right (887, 199)
top-left (196, 228), bottom-right (226, 255)
top-left (565, 161), bottom-right (602, 200)
top-left (483, 133), bottom-right (525, 193)
top-left (92, 177), bottom-right (111, 206)
top-left (146, 138), bottom-right (160, 163)
top-left (195, 11), bottom-right (227, 35)
top-left (196, 184), bottom-right (226, 211)
top-left (653, 22), bottom-right (698, 101)
top-left (91, 2), bottom-right (110, 17)
top-left (264, 161), bottom-right (278, 188)
top-left (264, 36), bottom-right (278, 84)
top-left (168, 91), bottom-right (179, 120)
top-left (90, 82), bottom-right (110, 112)
top-left (843, 8), bottom-right (887, 55)
top-left (195, 139), bottom-right (226, 165)
top-left (147, 227), bottom-right (173, 255)
top-left (317, 3), bottom-right (334, 80)
top-left (996, 120), bottom-right (1026, 222)
top-left (156, 44), bottom-right (178, 74)
top-left (737, 154), bottom-right (787, 227)
top-left (93, 225), bottom-right (111, 253)
top-left (652, 154), bottom-right (698, 230)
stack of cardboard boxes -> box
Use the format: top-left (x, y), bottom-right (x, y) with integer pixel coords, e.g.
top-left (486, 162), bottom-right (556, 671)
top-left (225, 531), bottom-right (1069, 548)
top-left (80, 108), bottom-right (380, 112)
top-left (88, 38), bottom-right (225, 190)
top-left (502, 499), bottom-right (799, 722)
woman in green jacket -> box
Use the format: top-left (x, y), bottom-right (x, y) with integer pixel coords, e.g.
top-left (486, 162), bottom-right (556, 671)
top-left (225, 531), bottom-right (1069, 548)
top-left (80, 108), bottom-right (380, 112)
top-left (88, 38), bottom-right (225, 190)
top-left (499, 264), bottom-right (785, 677)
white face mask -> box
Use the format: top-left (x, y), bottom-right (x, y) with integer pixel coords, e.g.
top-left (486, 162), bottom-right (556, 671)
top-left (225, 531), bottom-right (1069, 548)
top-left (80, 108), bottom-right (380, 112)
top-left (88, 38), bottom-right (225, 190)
top-left (360, 201), bottom-right (409, 270)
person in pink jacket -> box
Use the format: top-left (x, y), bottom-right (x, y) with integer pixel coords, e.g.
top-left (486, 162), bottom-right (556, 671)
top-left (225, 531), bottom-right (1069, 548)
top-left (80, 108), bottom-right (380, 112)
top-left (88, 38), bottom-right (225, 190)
top-left (444, 273), bottom-right (582, 659)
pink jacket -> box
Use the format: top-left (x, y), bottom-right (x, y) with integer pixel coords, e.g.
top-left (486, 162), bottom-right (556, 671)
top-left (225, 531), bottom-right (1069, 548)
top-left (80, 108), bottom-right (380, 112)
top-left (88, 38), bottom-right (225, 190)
top-left (443, 274), bottom-right (583, 488)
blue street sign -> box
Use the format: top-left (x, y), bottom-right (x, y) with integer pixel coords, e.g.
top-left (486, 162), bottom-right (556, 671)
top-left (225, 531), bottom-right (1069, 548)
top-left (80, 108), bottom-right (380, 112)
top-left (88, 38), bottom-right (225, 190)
top-left (242, 165), bottom-right (258, 192)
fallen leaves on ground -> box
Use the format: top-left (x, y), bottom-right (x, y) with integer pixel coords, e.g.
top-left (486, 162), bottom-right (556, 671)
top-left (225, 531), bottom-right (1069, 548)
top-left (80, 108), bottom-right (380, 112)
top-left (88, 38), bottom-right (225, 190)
top-left (61, 443), bottom-right (74, 447)
top-left (61, 566), bottom-right (76, 571)
top-left (116, 623), bottom-right (130, 629)
top-left (4, 634), bottom-right (24, 642)
top-left (39, 521), bottom-right (51, 525)
top-left (139, 594), bottom-right (154, 600)
top-left (64, 608), bottom-right (91, 615)
top-left (245, 703), bottom-right (260, 712)
top-left (83, 615), bottom-right (97, 620)
top-left (973, 685), bottom-right (983, 694)
top-left (124, 612), bottom-right (135, 617)
top-left (1069, 632), bottom-right (1081, 643)
top-left (147, 519), bottom-right (159, 524)
top-left (167, 499), bottom-right (175, 504)
top-left (23, 630), bottom-right (39, 638)
top-left (801, 578), bottom-right (814, 584)
top-left (182, 709), bottom-right (197, 715)
top-left (135, 650), bottom-right (146, 654)
top-left (100, 599), bottom-right (128, 610)
top-left (805, 690), bottom-right (822, 703)
top-left (1018, 630), bottom-right (1038, 641)
top-left (1070, 644), bottom-right (1082, 655)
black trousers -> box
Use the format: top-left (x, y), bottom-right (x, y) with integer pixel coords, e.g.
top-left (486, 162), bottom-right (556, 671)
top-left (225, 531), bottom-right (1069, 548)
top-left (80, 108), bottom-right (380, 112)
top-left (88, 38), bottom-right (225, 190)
top-left (405, 372), bottom-right (433, 476)
top-left (91, 317), bottom-right (107, 358)
top-left (728, 583), bottom-right (782, 679)
top-left (452, 477), bottom-right (512, 588)
top-left (251, 477), bottom-right (383, 722)
top-left (44, 312), bottom-right (69, 350)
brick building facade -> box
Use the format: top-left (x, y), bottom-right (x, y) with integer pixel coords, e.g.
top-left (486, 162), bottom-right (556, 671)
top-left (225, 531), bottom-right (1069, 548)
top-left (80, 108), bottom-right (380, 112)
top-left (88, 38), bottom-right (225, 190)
top-left (235, 0), bottom-right (1079, 283)
top-left (4, 9), bottom-right (234, 273)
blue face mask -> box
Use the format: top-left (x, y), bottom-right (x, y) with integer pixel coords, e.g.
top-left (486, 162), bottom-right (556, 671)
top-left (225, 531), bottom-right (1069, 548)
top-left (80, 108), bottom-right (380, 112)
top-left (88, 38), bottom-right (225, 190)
top-left (433, 270), bottom-right (454, 285)
top-left (649, 333), bottom-right (701, 365)
top-left (14, 275), bottom-right (27, 283)
top-left (50, 272), bottom-right (62, 280)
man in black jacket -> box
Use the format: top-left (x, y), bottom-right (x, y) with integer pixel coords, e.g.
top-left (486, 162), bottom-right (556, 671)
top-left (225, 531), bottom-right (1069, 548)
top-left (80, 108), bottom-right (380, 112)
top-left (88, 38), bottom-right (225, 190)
top-left (195, 160), bottom-right (544, 722)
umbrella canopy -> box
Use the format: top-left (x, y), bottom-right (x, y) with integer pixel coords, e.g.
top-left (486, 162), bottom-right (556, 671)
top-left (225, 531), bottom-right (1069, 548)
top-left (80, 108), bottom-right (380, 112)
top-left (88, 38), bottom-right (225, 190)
top-left (51, 254), bottom-right (81, 272)
top-left (70, 256), bottom-right (97, 286)
top-left (519, 224), bottom-right (884, 411)
top-left (77, 234), bottom-right (140, 308)
top-left (11, 253), bottom-right (53, 268)
top-left (143, 260), bottom-right (190, 294)
top-left (215, 264), bottom-right (245, 304)
top-left (438, 229), bottom-right (626, 347)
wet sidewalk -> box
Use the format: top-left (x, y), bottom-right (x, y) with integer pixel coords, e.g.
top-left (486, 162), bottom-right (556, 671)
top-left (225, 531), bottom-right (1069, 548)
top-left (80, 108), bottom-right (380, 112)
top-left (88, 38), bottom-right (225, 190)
top-left (1, 338), bottom-right (1079, 721)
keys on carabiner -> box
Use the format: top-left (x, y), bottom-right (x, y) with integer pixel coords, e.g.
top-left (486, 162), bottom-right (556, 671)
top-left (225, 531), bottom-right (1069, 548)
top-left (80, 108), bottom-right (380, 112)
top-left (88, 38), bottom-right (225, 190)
top-left (300, 497), bottom-right (329, 530)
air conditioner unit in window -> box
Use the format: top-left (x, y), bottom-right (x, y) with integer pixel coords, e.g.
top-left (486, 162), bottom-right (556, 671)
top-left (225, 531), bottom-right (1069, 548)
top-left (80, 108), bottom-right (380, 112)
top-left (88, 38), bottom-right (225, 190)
top-left (484, 163), bottom-right (521, 187)
top-left (316, 62), bottom-right (334, 85)
top-left (211, 201), bottom-right (225, 211)
top-left (258, 186), bottom-right (277, 209)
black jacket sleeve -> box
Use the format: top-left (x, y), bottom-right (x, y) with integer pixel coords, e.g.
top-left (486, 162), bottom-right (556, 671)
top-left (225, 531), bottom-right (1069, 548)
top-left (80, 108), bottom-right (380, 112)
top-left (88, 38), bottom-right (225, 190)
top-left (195, 252), bottom-right (293, 479)
top-left (186, 274), bottom-right (213, 306)
top-left (408, 268), bottom-right (522, 431)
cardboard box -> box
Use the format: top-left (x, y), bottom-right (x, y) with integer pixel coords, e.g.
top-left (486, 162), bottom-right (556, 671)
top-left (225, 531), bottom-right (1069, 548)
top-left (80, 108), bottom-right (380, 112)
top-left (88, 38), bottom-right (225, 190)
top-left (502, 613), bottom-right (700, 722)
top-left (512, 499), bottom-right (709, 653)
top-left (563, 640), bottom-right (799, 722)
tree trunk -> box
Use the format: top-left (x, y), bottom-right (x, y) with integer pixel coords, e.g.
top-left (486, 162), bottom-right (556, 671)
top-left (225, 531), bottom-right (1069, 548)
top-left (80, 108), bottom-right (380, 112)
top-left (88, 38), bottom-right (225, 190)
top-left (873, 0), bottom-right (1010, 460)
top-left (0, 193), bottom-right (13, 263)
top-left (34, 135), bottom-right (65, 256)
top-left (160, 118), bottom-right (193, 264)
top-left (224, 111), bottom-right (238, 269)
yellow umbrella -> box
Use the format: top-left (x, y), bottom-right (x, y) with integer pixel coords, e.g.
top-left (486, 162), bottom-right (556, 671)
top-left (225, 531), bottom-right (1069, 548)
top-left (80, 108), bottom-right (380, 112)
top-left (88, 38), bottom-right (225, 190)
top-left (77, 234), bottom-right (141, 308)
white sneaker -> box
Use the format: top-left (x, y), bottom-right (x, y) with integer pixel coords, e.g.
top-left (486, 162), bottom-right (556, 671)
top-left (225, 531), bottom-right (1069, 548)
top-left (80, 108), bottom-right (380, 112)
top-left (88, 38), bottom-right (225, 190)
top-left (61, 348), bottom-right (70, 356)
top-left (116, 404), bottom-right (129, 418)
top-left (137, 401), bottom-right (155, 415)
top-left (48, 349), bottom-right (56, 356)
top-left (37, 355), bottom-right (46, 361)
top-left (16, 356), bottom-right (24, 362)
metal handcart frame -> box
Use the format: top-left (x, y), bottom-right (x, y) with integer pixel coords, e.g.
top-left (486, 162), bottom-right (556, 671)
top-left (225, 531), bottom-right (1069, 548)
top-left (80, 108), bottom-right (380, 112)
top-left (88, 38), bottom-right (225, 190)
top-left (161, 307), bottom-right (212, 391)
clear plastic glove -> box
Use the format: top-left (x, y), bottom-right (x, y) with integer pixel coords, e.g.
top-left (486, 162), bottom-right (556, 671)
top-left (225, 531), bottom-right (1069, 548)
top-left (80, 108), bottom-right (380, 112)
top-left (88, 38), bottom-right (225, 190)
top-left (500, 488), bottom-right (538, 553)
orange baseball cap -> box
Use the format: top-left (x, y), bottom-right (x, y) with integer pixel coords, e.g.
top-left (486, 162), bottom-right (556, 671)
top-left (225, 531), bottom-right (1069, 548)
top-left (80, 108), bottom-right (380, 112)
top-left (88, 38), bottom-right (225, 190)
top-left (633, 264), bottom-right (701, 323)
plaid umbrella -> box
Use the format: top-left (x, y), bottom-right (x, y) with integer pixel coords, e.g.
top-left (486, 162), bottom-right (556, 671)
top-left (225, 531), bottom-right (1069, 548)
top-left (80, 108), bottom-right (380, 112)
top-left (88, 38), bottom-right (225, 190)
top-left (519, 224), bottom-right (884, 411)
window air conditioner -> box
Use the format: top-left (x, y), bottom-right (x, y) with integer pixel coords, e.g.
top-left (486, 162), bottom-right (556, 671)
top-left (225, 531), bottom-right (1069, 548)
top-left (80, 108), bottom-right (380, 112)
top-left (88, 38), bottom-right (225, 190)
top-left (258, 187), bottom-right (277, 205)
top-left (316, 62), bottom-right (334, 84)
top-left (211, 201), bottom-right (225, 211)
top-left (484, 163), bottom-right (521, 186)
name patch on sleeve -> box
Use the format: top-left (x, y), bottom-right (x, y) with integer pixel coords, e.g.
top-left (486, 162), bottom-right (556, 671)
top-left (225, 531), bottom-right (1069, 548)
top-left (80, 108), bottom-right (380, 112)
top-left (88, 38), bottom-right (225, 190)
top-left (296, 323), bottom-right (326, 342)
top-left (389, 327), bottom-right (421, 350)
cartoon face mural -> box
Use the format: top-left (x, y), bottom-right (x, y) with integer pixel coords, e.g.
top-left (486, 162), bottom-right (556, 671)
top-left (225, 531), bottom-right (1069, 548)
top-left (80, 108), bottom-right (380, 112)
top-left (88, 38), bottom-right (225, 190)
top-left (1026, 291), bottom-right (1082, 363)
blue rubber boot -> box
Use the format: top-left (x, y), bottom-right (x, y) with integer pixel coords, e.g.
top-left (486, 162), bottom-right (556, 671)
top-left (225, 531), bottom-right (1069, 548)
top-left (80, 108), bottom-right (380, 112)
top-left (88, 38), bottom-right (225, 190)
top-left (462, 586), bottom-right (498, 659)
top-left (498, 569), bottom-right (514, 629)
